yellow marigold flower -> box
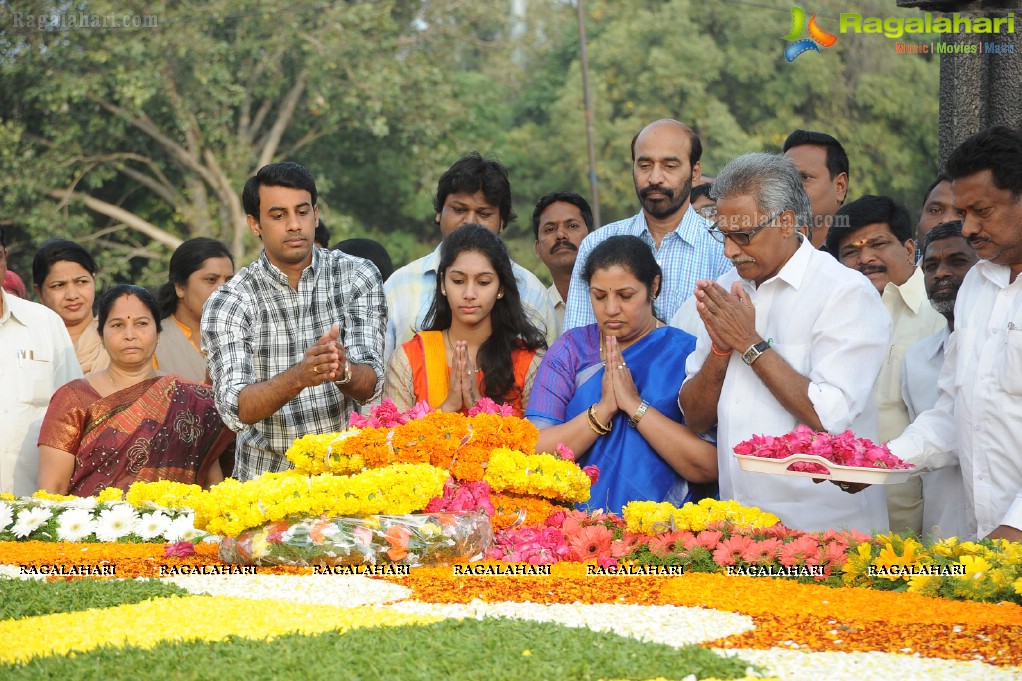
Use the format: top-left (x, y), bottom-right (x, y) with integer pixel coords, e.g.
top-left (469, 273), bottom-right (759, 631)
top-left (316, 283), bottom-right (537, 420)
top-left (483, 448), bottom-right (590, 502)
top-left (31, 490), bottom-right (76, 502)
top-left (96, 487), bottom-right (124, 502)
top-left (1014, 577), bottom-right (1022, 597)
top-left (621, 498), bottom-right (780, 536)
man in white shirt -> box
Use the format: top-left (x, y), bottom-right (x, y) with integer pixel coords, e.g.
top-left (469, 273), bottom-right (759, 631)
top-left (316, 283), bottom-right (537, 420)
top-left (384, 153), bottom-right (557, 361)
top-left (825, 195), bottom-right (945, 534)
top-left (887, 126), bottom-right (1022, 542)
top-left (562, 119), bottom-right (731, 330)
top-left (532, 191), bottom-right (593, 338)
top-left (679, 153), bottom-right (892, 533)
top-left (901, 220), bottom-right (978, 538)
top-left (0, 229), bottom-right (81, 495)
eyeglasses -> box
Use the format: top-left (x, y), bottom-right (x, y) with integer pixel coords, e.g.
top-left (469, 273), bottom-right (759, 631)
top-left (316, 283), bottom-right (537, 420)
top-left (707, 212), bottom-right (780, 246)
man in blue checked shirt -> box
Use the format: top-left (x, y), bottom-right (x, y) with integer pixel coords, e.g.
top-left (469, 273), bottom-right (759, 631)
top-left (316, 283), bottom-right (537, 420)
top-left (201, 162), bottom-right (386, 481)
top-left (562, 119), bottom-right (731, 331)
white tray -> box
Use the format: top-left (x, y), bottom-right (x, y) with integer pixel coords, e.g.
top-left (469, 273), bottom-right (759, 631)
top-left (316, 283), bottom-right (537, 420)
top-left (734, 452), bottom-right (914, 485)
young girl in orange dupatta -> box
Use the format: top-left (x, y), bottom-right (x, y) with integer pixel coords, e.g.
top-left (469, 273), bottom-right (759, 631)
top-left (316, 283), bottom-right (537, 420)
top-left (382, 224), bottom-right (547, 416)
top-left (37, 284), bottom-right (232, 496)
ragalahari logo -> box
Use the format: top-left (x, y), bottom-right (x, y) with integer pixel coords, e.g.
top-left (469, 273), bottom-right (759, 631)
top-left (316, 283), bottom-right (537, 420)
top-left (783, 7), bottom-right (838, 62)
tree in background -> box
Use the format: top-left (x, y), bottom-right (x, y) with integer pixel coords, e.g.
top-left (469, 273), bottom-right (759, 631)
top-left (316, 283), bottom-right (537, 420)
top-left (0, 0), bottom-right (939, 289)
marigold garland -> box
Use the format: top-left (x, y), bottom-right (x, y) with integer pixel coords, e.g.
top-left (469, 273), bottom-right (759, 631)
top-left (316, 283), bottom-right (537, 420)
top-left (190, 463), bottom-right (450, 537)
top-left (281, 412), bottom-right (539, 483)
top-left (490, 493), bottom-right (560, 531)
top-left (483, 448), bottom-right (591, 503)
top-left (124, 480), bottom-right (204, 512)
top-left (622, 499), bottom-right (781, 535)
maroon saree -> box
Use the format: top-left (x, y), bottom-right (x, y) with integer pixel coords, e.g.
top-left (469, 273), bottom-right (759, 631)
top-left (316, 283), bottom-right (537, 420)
top-left (39, 375), bottom-right (234, 496)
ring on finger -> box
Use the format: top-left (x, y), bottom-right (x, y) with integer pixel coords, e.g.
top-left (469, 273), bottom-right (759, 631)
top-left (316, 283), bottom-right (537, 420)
top-left (314, 365), bottom-right (321, 374)
top-left (618, 363), bottom-right (627, 370)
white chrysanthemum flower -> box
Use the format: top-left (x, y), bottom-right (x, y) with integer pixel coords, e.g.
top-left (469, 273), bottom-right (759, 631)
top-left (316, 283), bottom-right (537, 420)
top-left (136, 511), bottom-right (171, 541)
top-left (56, 508), bottom-right (96, 542)
top-left (94, 504), bottom-right (139, 541)
top-left (12, 507), bottom-right (53, 538)
top-left (0, 501), bottom-right (13, 532)
top-left (165, 514), bottom-right (203, 542)
top-left (61, 496), bottom-right (98, 511)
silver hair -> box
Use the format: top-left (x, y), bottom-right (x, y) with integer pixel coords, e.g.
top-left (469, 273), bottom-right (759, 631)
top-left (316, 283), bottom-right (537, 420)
top-left (710, 152), bottom-right (813, 233)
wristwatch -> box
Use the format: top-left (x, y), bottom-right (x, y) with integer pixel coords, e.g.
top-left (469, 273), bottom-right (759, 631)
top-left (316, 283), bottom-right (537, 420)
top-left (335, 359), bottom-right (352, 385)
top-left (741, 340), bottom-right (772, 366)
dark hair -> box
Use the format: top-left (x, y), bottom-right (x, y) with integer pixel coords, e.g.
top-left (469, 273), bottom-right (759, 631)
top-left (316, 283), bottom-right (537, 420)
top-left (423, 224), bottom-right (546, 403)
top-left (783, 129), bottom-right (850, 181)
top-left (156, 237), bottom-right (233, 318)
top-left (242, 162), bottom-right (318, 218)
top-left (333, 238), bottom-right (395, 282)
top-left (945, 126), bottom-right (1022, 198)
top-left (531, 191), bottom-right (594, 240)
top-left (827, 195), bottom-right (913, 254)
top-left (0, 228), bottom-right (5, 248)
top-left (581, 235), bottom-right (663, 318)
top-left (433, 152), bottom-right (516, 226)
top-left (315, 220), bottom-right (331, 248)
top-left (921, 174), bottom-right (950, 206)
top-left (922, 219), bottom-right (965, 255)
top-left (97, 284), bottom-right (163, 335)
top-left (32, 239), bottom-right (98, 288)
top-left (630, 120), bottom-right (702, 166)
top-left (690, 184), bottom-right (713, 202)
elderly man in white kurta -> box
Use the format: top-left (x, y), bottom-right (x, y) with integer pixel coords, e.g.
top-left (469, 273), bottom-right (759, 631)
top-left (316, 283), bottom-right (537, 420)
top-left (680, 153), bottom-right (892, 534)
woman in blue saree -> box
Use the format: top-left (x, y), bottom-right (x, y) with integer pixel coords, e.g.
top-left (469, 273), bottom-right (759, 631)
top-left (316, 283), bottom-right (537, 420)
top-left (526, 236), bottom-right (717, 513)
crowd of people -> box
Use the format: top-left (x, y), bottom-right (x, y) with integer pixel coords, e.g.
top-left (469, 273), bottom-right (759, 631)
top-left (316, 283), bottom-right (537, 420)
top-left (1, 119), bottom-right (1020, 545)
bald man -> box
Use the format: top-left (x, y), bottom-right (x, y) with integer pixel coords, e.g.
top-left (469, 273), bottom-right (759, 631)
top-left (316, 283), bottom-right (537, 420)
top-left (563, 119), bottom-right (731, 330)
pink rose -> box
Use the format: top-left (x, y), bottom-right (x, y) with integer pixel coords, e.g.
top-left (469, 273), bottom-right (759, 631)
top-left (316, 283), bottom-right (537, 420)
top-left (164, 541), bottom-right (196, 558)
top-left (583, 465), bottom-right (600, 486)
top-left (555, 443), bottom-right (575, 461)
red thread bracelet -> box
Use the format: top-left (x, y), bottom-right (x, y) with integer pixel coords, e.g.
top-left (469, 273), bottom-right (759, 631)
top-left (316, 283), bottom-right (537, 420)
top-left (711, 342), bottom-right (732, 356)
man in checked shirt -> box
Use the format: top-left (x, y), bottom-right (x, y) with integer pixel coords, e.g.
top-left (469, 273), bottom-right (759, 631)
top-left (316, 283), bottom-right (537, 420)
top-left (201, 162), bottom-right (386, 481)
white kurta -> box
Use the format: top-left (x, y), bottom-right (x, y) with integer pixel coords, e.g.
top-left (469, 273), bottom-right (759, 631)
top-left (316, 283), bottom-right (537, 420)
top-left (683, 237), bottom-right (892, 533)
top-left (0, 290), bottom-right (82, 495)
top-left (888, 260), bottom-right (1022, 537)
top-left (901, 327), bottom-right (971, 539)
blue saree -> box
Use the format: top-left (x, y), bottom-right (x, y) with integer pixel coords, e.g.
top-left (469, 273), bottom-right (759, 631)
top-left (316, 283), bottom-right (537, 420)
top-left (526, 324), bottom-right (706, 513)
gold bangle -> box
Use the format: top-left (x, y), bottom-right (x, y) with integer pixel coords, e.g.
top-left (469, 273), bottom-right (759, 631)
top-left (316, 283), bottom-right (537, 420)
top-left (629, 400), bottom-right (650, 428)
top-left (587, 404), bottom-right (612, 435)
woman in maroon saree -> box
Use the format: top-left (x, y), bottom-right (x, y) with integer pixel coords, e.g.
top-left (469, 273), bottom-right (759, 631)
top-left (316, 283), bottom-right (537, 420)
top-left (38, 284), bottom-right (231, 496)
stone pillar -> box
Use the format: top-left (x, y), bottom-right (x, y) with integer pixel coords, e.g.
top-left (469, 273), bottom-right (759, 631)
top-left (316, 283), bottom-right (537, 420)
top-left (897, 0), bottom-right (1022, 165)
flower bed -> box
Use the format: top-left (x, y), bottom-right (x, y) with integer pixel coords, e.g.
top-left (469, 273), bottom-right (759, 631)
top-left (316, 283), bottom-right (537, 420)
top-left (2, 544), bottom-right (1020, 680)
top-left (3, 407), bottom-right (1021, 678)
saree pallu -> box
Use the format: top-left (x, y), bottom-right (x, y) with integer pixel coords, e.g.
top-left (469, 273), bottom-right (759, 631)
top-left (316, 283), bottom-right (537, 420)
top-left (39, 375), bottom-right (233, 496)
top-left (526, 324), bottom-right (703, 514)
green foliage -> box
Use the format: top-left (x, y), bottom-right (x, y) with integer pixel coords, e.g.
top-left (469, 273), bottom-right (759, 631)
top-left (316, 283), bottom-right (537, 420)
top-left (0, 617), bottom-right (756, 680)
top-left (1, 0), bottom-right (940, 290)
top-left (0, 579), bottom-right (187, 621)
